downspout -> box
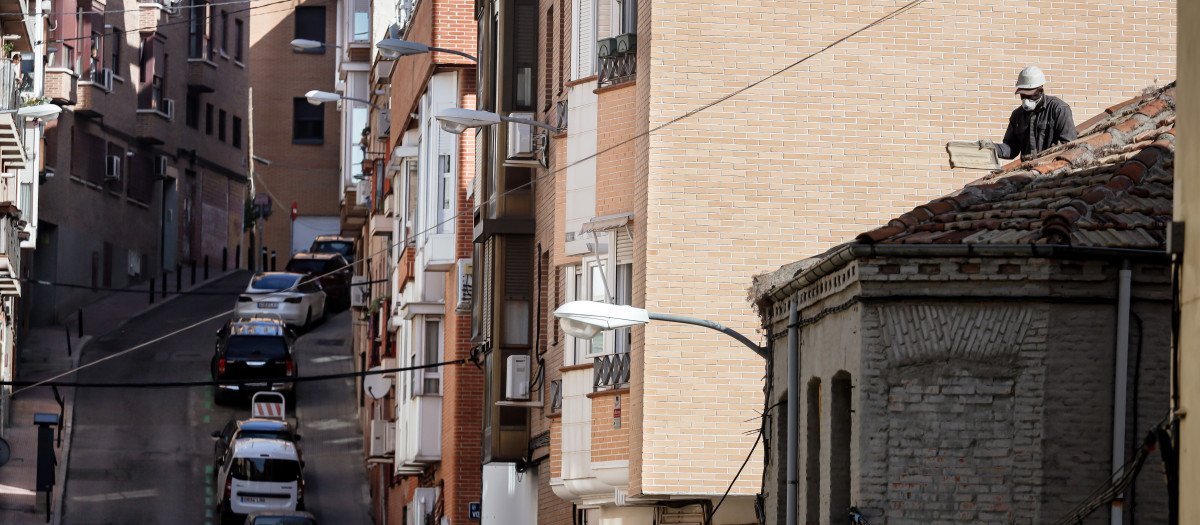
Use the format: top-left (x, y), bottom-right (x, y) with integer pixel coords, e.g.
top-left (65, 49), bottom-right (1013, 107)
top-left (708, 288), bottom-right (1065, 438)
top-left (786, 298), bottom-right (799, 525)
top-left (1111, 259), bottom-right (1132, 525)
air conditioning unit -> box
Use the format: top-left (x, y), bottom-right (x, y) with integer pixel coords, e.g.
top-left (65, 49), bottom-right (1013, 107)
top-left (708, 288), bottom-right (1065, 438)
top-left (161, 98), bottom-right (176, 121)
top-left (100, 68), bottom-right (114, 91)
top-left (455, 258), bottom-right (473, 314)
top-left (377, 110), bottom-right (391, 137)
top-left (507, 112), bottom-right (536, 160)
top-left (410, 488), bottom-right (439, 525)
top-left (369, 419), bottom-right (395, 456)
top-left (505, 354), bottom-right (530, 400)
top-left (155, 155), bottom-right (169, 178)
top-left (104, 155), bottom-right (121, 181)
top-left (127, 249), bottom-right (141, 276)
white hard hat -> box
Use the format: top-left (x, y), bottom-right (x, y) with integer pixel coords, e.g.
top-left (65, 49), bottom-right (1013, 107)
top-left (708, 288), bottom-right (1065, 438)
top-left (1015, 66), bottom-right (1045, 93)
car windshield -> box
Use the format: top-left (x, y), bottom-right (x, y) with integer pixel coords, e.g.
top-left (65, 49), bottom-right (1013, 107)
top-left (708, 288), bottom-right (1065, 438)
top-left (230, 457), bottom-right (301, 482)
top-left (226, 336), bottom-right (288, 360)
top-left (251, 275), bottom-right (301, 291)
top-left (285, 260), bottom-right (325, 275)
top-left (311, 241), bottom-right (352, 258)
top-left (250, 518), bottom-right (316, 525)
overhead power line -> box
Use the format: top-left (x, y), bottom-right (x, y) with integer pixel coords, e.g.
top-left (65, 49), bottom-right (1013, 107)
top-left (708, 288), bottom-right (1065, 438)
top-left (39, 0), bottom-right (293, 45)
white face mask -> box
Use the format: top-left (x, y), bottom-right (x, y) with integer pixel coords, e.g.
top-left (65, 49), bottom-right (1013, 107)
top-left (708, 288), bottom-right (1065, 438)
top-left (1022, 97), bottom-right (1041, 111)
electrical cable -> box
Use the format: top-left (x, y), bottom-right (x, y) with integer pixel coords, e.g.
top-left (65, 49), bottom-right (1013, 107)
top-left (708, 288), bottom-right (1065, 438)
top-left (704, 429), bottom-right (762, 525)
top-left (2, 0), bottom-right (256, 17)
top-left (0, 357), bottom-right (468, 388)
top-left (17, 276), bottom-right (389, 294)
top-left (39, 0), bottom-right (293, 45)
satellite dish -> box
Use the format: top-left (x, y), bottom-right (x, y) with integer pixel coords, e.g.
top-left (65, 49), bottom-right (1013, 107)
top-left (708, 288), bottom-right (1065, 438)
top-left (363, 366), bottom-right (392, 400)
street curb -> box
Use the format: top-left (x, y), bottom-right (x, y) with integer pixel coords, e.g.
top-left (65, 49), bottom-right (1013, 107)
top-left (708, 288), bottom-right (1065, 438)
top-left (51, 269), bottom-right (246, 525)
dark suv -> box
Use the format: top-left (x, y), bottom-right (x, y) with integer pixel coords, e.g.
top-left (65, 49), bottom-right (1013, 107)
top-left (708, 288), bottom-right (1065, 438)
top-left (284, 253), bottom-right (351, 310)
top-left (212, 316), bottom-right (297, 404)
top-left (308, 235), bottom-right (354, 266)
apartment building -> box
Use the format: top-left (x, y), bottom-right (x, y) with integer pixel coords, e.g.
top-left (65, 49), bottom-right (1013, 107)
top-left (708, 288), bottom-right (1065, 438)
top-left (464, 0), bottom-right (1178, 523)
top-left (33, 0), bottom-right (247, 324)
top-left (342, 0), bottom-right (482, 521)
top-left (0, 0), bottom-right (51, 435)
top-left (248, 0), bottom-right (340, 264)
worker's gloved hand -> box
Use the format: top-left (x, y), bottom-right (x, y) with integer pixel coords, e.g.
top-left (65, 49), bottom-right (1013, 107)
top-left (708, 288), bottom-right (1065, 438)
top-left (977, 139), bottom-right (995, 150)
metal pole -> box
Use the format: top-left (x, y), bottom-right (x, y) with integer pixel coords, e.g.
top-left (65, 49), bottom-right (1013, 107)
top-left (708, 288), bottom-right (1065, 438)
top-left (190, 259), bottom-right (196, 285)
top-left (1111, 260), bottom-right (1132, 525)
top-left (271, 250), bottom-right (276, 271)
top-left (175, 264), bottom-right (182, 291)
top-left (786, 298), bottom-right (799, 525)
top-left (63, 325), bottom-right (72, 357)
top-left (646, 312), bottom-right (768, 358)
top-left (149, 278), bottom-right (155, 304)
top-left (76, 308), bottom-right (82, 338)
top-left (205, 255), bottom-right (210, 279)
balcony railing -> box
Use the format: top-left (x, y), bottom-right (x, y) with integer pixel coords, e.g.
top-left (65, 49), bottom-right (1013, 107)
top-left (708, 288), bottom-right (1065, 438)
top-left (593, 352), bottom-right (630, 392)
top-left (549, 379), bottom-right (562, 412)
top-left (555, 100), bottom-right (568, 131)
top-left (598, 52), bottom-right (636, 88)
top-left (0, 62), bottom-right (20, 112)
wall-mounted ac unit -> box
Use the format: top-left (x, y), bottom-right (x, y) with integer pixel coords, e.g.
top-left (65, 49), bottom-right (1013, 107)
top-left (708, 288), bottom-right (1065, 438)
top-left (507, 111), bottom-right (536, 160)
top-left (369, 419), bottom-right (395, 456)
top-left (410, 488), bottom-right (439, 525)
top-left (104, 155), bottom-right (121, 181)
top-left (455, 258), bottom-right (473, 314)
top-left (127, 249), bottom-right (141, 276)
top-left (155, 155), bottom-right (169, 178)
top-left (161, 98), bottom-right (176, 121)
top-left (377, 109), bottom-right (391, 136)
top-left (100, 68), bottom-right (114, 91)
top-left (506, 354), bottom-right (530, 400)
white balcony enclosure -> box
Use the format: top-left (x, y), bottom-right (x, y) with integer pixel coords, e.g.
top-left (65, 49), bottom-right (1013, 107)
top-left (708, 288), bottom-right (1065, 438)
top-left (395, 384), bottom-right (442, 474)
top-left (417, 233), bottom-right (455, 272)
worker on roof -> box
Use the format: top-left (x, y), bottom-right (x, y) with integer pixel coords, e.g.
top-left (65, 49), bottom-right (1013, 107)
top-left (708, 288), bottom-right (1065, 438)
top-left (979, 66), bottom-right (1077, 161)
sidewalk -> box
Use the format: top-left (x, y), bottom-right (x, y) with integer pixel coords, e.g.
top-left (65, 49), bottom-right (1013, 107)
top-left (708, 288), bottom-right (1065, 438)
top-left (0, 269), bottom-right (245, 524)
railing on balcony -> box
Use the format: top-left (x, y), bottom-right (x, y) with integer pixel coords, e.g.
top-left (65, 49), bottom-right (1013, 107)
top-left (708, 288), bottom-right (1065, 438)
top-left (598, 52), bottom-right (636, 88)
top-left (549, 379), bottom-right (562, 412)
top-left (0, 62), bottom-right (20, 112)
top-left (555, 100), bottom-right (568, 131)
top-left (593, 352), bottom-right (630, 392)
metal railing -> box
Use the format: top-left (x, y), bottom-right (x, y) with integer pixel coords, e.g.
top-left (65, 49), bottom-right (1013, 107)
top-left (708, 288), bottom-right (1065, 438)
top-left (549, 379), bottom-right (562, 412)
top-left (0, 62), bottom-right (20, 112)
top-left (593, 352), bottom-right (630, 391)
top-left (555, 100), bottom-right (568, 131)
top-left (598, 52), bottom-right (636, 88)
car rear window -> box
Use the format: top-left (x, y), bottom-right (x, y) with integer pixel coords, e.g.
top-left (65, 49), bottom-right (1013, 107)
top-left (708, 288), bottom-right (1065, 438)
top-left (311, 241), bottom-right (353, 257)
top-left (285, 260), bottom-right (325, 275)
top-left (251, 275), bottom-right (301, 291)
top-left (231, 457), bottom-right (301, 482)
top-left (250, 517), bottom-right (316, 525)
top-left (226, 336), bottom-right (288, 360)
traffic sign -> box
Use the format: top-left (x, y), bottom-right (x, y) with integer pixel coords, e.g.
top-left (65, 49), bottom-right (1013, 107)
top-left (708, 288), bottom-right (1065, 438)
top-left (291, 201), bottom-right (298, 221)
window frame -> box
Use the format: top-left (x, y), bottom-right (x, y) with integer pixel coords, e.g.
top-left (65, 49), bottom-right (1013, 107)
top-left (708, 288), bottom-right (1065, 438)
top-left (292, 97), bottom-right (325, 144)
top-left (293, 6), bottom-right (327, 54)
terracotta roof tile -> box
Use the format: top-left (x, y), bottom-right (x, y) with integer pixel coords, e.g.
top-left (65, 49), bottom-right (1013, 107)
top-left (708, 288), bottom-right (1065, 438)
top-left (857, 82), bottom-right (1176, 249)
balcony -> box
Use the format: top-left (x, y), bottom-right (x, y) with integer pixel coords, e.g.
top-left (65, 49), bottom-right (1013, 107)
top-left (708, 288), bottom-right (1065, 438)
top-left (76, 68), bottom-right (111, 118)
top-left (46, 69), bottom-right (77, 105)
top-left (136, 82), bottom-right (174, 144)
top-left (137, 1), bottom-right (171, 32)
top-left (598, 51), bottom-right (636, 88)
top-left (0, 204), bottom-right (23, 295)
top-left (340, 186), bottom-right (368, 236)
top-left (417, 233), bottom-right (455, 272)
top-left (592, 352), bottom-right (630, 392)
top-left (395, 393), bottom-right (441, 475)
top-left (187, 59), bottom-right (218, 93)
top-left (0, 63), bottom-right (27, 170)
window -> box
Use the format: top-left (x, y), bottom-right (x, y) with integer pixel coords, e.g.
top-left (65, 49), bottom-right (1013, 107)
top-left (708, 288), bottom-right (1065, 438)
top-left (234, 19), bottom-right (244, 62)
top-left (614, 263), bottom-right (631, 353)
top-left (185, 92), bottom-right (200, 129)
top-left (351, 0), bottom-right (369, 42)
top-left (830, 373), bottom-right (852, 524)
top-left (292, 98), bottom-right (324, 144)
top-left (571, 0), bottom-right (595, 79)
top-left (48, 0), bottom-right (77, 71)
top-left (138, 34), bottom-right (166, 111)
top-left (220, 11), bottom-right (229, 54)
top-left (205, 103), bottom-right (214, 135)
top-left (218, 109), bottom-right (227, 142)
top-left (294, 6), bottom-right (326, 54)
top-left (108, 26), bottom-right (121, 76)
top-left (412, 318), bottom-right (442, 396)
top-left (512, 0), bottom-right (537, 109)
top-left (614, 0), bottom-right (636, 35)
top-left (127, 154), bottom-right (154, 203)
top-left (87, 27), bottom-right (103, 83)
top-left (232, 116), bottom-right (242, 148)
top-left (806, 379), bottom-right (821, 522)
top-left (188, 0), bottom-right (209, 59)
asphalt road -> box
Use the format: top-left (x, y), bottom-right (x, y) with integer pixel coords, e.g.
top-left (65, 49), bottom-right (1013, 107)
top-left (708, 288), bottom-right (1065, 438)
top-left (61, 271), bottom-right (371, 524)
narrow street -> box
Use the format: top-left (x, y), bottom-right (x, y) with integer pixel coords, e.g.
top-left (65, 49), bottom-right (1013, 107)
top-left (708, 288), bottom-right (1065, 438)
top-left (59, 272), bottom-right (371, 524)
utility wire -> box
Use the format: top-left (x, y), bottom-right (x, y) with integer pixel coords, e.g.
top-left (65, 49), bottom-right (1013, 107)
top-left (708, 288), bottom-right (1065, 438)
top-left (1, 0), bottom-right (255, 17)
top-left (40, 0), bottom-right (292, 45)
top-left (0, 358), bottom-right (469, 388)
top-left (704, 429), bottom-right (762, 525)
top-left (16, 276), bottom-right (390, 294)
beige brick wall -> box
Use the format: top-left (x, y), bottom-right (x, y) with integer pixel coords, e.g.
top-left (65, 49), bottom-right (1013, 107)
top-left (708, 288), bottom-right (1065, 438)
top-left (590, 392), bottom-right (631, 463)
top-left (635, 0), bottom-right (1175, 498)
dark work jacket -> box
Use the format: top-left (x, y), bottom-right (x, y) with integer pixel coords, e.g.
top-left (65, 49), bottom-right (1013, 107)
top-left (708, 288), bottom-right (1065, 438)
top-left (994, 95), bottom-right (1077, 160)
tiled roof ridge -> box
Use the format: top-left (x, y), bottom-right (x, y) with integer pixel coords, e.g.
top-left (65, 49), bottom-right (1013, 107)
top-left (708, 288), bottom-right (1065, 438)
top-left (857, 81), bottom-right (1176, 247)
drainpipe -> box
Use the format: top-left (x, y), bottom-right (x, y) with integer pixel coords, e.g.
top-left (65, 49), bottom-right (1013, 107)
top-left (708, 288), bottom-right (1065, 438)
top-left (1111, 259), bottom-right (1132, 525)
top-left (786, 298), bottom-right (799, 525)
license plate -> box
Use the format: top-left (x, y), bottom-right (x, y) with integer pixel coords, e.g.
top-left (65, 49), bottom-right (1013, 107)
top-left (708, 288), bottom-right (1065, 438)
top-left (246, 382), bottom-right (267, 387)
top-left (258, 302), bottom-right (278, 309)
top-left (241, 496), bottom-right (266, 504)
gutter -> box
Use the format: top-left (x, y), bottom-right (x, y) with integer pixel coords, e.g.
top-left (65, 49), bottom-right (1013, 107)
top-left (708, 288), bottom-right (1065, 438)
top-left (765, 243), bottom-right (1168, 304)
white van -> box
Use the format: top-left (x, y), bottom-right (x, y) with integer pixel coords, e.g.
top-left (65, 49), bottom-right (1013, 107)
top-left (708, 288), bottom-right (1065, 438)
top-left (216, 437), bottom-right (305, 524)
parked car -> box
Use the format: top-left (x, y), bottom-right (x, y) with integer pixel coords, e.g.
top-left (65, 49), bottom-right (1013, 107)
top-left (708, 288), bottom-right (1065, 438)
top-left (284, 252), bottom-right (352, 310)
top-left (243, 510), bottom-right (318, 525)
top-left (211, 317), bottom-right (297, 404)
top-left (216, 437), bottom-right (305, 524)
top-left (235, 273), bottom-right (326, 329)
top-left (308, 235), bottom-right (355, 266)
top-left (213, 418), bottom-right (302, 471)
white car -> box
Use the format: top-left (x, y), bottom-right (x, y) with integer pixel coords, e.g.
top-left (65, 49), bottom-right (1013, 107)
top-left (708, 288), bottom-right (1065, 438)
top-left (235, 273), bottom-right (326, 329)
top-left (216, 438), bottom-right (305, 524)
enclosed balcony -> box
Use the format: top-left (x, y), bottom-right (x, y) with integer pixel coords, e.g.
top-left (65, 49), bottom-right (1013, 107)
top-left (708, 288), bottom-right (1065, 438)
top-left (0, 204), bottom-right (23, 295)
top-left (394, 393), bottom-right (441, 475)
top-left (187, 59), bottom-right (218, 93)
top-left (0, 64), bottom-right (27, 171)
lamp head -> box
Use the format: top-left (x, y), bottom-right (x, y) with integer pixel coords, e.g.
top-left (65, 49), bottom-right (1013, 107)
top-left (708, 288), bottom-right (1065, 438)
top-left (376, 39), bottom-right (431, 57)
top-left (305, 90), bottom-right (342, 106)
top-left (16, 103), bottom-right (62, 121)
top-left (290, 38), bottom-right (324, 50)
top-left (553, 301), bottom-right (650, 339)
top-left (435, 108), bottom-right (502, 135)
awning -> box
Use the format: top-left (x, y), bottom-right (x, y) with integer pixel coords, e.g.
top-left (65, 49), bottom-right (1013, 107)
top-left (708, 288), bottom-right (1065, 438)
top-left (580, 212), bottom-right (633, 235)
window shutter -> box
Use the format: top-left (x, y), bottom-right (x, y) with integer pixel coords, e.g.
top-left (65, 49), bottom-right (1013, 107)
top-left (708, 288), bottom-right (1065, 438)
top-left (573, 0), bottom-right (593, 79)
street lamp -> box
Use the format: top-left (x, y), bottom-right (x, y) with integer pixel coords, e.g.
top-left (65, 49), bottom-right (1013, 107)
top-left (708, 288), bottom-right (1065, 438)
top-left (436, 108), bottom-right (560, 135)
top-left (553, 300), bottom-right (768, 358)
top-left (2, 104), bottom-right (62, 121)
top-left (376, 38), bottom-right (477, 62)
top-left (290, 38), bottom-right (341, 50)
top-left (304, 89), bottom-right (384, 111)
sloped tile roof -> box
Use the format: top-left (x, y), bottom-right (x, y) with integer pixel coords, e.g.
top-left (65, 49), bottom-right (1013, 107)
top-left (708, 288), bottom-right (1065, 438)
top-left (857, 83), bottom-right (1176, 249)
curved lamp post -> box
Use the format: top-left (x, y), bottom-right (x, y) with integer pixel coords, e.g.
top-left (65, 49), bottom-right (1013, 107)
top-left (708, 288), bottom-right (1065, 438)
top-left (435, 107), bottom-right (560, 135)
top-left (304, 90), bottom-right (384, 111)
top-left (553, 300), bottom-right (768, 358)
top-left (290, 38), bottom-right (342, 50)
top-left (377, 38), bottom-right (477, 62)
top-left (4, 104), bottom-right (63, 121)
